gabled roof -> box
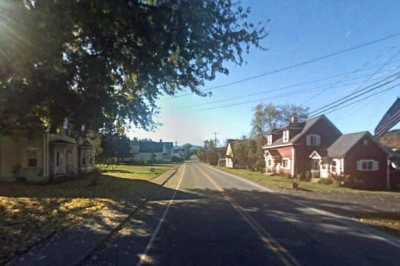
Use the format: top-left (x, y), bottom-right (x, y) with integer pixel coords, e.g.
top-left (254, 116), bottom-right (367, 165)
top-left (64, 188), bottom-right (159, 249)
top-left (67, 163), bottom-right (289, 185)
top-left (327, 131), bottom-right (369, 157)
top-left (265, 150), bottom-right (281, 158)
top-left (264, 115), bottom-right (337, 148)
top-left (290, 116), bottom-right (326, 143)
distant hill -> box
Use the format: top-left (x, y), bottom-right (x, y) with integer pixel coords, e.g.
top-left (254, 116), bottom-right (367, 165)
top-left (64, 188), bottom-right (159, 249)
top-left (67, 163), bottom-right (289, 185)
top-left (380, 129), bottom-right (400, 150)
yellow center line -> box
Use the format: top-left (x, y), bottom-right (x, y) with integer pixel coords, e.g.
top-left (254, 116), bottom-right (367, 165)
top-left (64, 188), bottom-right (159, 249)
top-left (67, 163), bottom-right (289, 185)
top-left (195, 164), bottom-right (300, 266)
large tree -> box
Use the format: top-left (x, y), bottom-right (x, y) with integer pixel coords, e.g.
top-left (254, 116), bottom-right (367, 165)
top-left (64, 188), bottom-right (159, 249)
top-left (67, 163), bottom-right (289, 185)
top-left (251, 103), bottom-right (309, 137)
top-left (0, 0), bottom-right (266, 134)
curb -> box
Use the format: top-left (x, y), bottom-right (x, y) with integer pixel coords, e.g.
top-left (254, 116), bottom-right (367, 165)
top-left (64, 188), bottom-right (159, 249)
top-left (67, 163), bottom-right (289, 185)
top-left (72, 165), bottom-right (180, 266)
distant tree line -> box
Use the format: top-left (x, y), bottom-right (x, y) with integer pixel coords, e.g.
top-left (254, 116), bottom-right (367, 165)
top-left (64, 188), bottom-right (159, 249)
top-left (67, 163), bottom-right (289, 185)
top-left (97, 134), bottom-right (197, 164)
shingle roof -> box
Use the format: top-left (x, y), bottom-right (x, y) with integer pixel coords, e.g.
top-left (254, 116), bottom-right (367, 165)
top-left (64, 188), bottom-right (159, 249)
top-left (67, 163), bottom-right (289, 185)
top-left (264, 115), bottom-right (330, 148)
top-left (327, 131), bottom-right (369, 157)
top-left (290, 116), bottom-right (324, 143)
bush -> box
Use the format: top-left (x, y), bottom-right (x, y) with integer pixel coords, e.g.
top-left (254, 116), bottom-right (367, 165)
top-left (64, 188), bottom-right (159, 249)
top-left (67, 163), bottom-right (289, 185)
top-left (318, 178), bottom-right (333, 185)
top-left (299, 170), bottom-right (311, 181)
top-left (342, 175), bottom-right (367, 189)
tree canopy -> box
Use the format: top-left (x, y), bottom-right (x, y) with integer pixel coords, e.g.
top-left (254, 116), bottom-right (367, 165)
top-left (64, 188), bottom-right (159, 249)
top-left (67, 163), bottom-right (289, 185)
top-left (0, 0), bottom-right (266, 134)
top-left (251, 103), bottom-right (309, 137)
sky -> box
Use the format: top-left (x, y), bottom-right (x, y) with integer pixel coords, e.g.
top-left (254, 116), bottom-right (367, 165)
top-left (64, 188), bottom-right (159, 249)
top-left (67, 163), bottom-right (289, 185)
top-left (129, 0), bottom-right (400, 146)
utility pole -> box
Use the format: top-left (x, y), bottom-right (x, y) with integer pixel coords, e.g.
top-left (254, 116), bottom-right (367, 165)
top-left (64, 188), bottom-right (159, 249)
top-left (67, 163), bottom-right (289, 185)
top-left (213, 132), bottom-right (218, 147)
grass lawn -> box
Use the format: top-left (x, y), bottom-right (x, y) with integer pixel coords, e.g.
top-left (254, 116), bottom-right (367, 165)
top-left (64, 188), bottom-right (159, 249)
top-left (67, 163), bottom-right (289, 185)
top-left (220, 167), bottom-right (400, 237)
top-left (0, 164), bottom-right (175, 264)
top-left (220, 167), bottom-right (397, 194)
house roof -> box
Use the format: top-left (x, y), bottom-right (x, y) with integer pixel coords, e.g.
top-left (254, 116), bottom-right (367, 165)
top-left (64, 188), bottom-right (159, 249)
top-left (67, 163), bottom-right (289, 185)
top-left (263, 115), bottom-right (329, 148)
top-left (266, 150), bottom-right (281, 158)
top-left (327, 131), bottom-right (369, 157)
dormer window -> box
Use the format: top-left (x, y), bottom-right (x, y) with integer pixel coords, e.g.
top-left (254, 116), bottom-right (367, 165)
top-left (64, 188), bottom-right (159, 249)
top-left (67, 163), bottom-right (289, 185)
top-left (283, 130), bottom-right (290, 143)
top-left (306, 134), bottom-right (321, 146)
top-left (267, 135), bottom-right (273, 145)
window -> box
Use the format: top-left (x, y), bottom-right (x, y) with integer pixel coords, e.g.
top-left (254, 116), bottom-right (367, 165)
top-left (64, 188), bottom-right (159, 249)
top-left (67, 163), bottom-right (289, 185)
top-left (331, 160), bottom-right (337, 173)
top-left (267, 135), bottom-right (273, 145)
top-left (357, 160), bottom-right (379, 171)
top-left (363, 139), bottom-right (369, 146)
top-left (56, 152), bottom-right (60, 167)
top-left (311, 159), bottom-right (320, 170)
top-left (306, 134), bottom-right (321, 146)
top-left (282, 159), bottom-right (290, 169)
top-left (26, 149), bottom-right (38, 168)
top-left (283, 130), bottom-right (290, 143)
top-left (267, 159), bottom-right (273, 167)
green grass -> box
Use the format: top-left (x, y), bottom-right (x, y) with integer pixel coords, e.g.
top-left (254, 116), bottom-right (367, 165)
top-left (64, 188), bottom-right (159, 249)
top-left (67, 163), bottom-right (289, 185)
top-left (220, 167), bottom-right (397, 195)
top-left (0, 164), bottom-right (175, 264)
top-left (221, 167), bottom-right (400, 237)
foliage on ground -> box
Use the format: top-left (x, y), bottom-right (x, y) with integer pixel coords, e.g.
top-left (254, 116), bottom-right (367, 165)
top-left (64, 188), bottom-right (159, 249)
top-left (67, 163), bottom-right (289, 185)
top-left (359, 213), bottom-right (400, 238)
top-left (0, 164), bottom-right (174, 264)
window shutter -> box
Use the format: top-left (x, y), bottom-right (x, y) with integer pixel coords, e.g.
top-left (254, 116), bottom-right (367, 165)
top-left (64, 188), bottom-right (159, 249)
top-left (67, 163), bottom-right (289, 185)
top-left (306, 135), bottom-right (311, 146)
top-left (373, 161), bottom-right (379, 171)
top-left (356, 160), bottom-right (362, 171)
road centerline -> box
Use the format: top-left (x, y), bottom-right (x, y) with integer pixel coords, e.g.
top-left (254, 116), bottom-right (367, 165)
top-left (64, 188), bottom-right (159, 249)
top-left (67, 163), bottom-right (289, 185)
top-left (194, 164), bottom-right (300, 266)
top-left (202, 163), bottom-right (400, 250)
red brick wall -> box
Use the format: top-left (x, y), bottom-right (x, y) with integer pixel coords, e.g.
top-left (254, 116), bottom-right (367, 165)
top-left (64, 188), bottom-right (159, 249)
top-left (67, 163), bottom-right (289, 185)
top-left (344, 135), bottom-right (388, 189)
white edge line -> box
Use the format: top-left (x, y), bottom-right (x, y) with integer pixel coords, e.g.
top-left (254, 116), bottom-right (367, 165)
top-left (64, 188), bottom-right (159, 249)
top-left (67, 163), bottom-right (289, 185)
top-left (136, 164), bottom-right (186, 266)
top-left (203, 163), bottom-right (400, 249)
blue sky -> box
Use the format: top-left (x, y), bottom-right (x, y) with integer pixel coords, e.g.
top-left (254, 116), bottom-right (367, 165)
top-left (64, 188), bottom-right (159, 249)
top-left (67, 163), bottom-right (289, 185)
top-left (129, 0), bottom-right (400, 146)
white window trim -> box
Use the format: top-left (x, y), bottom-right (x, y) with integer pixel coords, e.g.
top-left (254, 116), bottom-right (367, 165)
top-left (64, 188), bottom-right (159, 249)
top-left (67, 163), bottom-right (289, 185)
top-left (357, 159), bottom-right (379, 171)
top-left (266, 158), bottom-right (274, 167)
top-left (309, 150), bottom-right (322, 159)
top-left (283, 130), bottom-right (290, 143)
top-left (281, 158), bottom-right (291, 169)
top-left (267, 135), bottom-right (273, 145)
top-left (306, 134), bottom-right (321, 146)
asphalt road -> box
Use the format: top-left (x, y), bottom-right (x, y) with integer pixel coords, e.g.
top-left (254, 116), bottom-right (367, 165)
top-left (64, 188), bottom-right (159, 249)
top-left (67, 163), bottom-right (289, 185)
top-left (85, 161), bottom-right (400, 266)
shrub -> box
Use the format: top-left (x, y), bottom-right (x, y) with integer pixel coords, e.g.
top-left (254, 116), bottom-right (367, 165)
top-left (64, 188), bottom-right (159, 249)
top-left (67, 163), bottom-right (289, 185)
top-left (342, 175), bottom-right (367, 189)
top-left (299, 170), bottom-right (311, 181)
top-left (318, 178), bottom-right (333, 185)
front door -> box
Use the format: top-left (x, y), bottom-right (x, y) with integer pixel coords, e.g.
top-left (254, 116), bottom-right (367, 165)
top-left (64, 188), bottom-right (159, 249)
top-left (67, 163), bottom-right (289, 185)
top-left (54, 149), bottom-right (66, 175)
top-left (311, 159), bottom-right (320, 178)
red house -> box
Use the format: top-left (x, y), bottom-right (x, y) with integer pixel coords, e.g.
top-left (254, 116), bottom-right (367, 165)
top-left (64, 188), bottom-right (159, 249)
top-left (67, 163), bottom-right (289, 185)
top-left (263, 115), bottom-right (391, 189)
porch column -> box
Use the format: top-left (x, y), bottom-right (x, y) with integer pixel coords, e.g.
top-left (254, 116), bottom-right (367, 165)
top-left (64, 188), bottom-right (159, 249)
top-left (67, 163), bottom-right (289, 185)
top-left (291, 147), bottom-right (295, 177)
top-left (387, 158), bottom-right (391, 190)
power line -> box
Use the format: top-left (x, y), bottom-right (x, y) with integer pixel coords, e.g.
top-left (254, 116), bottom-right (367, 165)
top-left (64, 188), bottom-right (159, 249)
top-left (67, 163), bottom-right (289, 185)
top-left (172, 32), bottom-right (400, 98)
top-left (310, 72), bottom-right (400, 117)
top-left (190, 70), bottom-right (398, 112)
top-left (183, 62), bottom-right (400, 110)
top-left (310, 49), bottom-right (400, 116)
top-left (324, 82), bottom-right (400, 115)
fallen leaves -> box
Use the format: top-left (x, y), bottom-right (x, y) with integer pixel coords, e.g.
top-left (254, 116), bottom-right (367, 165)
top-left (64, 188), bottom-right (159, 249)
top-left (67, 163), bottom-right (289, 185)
top-left (0, 164), bottom-right (174, 264)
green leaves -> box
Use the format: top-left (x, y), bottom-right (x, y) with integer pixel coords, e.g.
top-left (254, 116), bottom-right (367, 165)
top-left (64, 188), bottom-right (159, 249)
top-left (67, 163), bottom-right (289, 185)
top-left (1, 0), bottom-right (266, 133)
